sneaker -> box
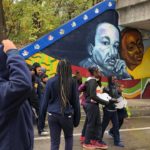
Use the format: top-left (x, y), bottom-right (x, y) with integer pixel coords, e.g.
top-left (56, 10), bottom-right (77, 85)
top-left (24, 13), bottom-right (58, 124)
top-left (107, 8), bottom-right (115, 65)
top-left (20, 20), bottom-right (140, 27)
top-left (100, 140), bottom-right (107, 145)
top-left (108, 131), bottom-right (114, 138)
top-left (80, 136), bottom-right (85, 142)
top-left (90, 140), bottom-right (96, 145)
top-left (114, 142), bottom-right (125, 147)
top-left (93, 141), bottom-right (108, 149)
top-left (82, 143), bottom-right (96, 150)
top-left (39, 129), bottom-right (49, 136)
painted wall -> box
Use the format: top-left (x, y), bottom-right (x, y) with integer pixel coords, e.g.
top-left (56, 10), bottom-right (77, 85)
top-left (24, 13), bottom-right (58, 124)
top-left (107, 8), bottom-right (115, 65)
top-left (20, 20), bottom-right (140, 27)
top-left (23, 1), bottom-right (150, 99)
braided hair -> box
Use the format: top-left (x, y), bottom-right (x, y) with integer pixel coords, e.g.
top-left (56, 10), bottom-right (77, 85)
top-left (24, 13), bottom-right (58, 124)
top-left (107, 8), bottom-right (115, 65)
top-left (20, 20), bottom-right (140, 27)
top-left (57, 59), bottom-right (72, 111)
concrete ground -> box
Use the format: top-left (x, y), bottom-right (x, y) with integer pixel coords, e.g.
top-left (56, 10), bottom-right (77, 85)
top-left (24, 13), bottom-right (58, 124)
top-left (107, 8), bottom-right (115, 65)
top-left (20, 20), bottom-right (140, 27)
top-left (34, 99), bottom-right (150, 150)
top-left (34, 117), bottom-right (150, 150)
top-left (126, 99), bottom-right (150, 117)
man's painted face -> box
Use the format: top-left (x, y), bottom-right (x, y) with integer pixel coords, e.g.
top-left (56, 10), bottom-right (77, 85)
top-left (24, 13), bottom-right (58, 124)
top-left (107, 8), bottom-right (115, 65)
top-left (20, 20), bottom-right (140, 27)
top-left (121, 30), bottom-right (144, 70)
top-left (91, 23), bottom-right (119, 73)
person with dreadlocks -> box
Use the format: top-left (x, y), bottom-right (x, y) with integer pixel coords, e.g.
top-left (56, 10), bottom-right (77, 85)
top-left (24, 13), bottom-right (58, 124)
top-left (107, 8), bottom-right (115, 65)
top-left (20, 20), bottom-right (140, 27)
top-left (40, 59), bottom-right (80, 150)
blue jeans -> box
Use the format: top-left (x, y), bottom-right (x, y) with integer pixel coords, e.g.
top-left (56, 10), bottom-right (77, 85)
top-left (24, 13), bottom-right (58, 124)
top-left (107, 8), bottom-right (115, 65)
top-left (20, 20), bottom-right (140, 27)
top-left (48, 113), bottom-right (74, 150)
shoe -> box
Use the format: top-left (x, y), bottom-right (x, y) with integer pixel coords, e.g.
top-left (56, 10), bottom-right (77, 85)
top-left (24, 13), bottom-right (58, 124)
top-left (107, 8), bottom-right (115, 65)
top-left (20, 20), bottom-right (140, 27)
top-left (39, 129), bottom-right (49, 136)
top-left (114, 142), bottom-right (125, 147)
top-left (108, 131), bottom-right (114, 138)
top-left (82, 143), bottom-right (96, 149)
top-left (80, 136), bottom-right (85, 142)
top-left (100, 140), bottom-right (107, 145)
top-left (93, 141), bottom-right (108, 149)
top-left (90, 140), bottom-right (96, 145)
top-left (90, 140), bottom-right (106, 144)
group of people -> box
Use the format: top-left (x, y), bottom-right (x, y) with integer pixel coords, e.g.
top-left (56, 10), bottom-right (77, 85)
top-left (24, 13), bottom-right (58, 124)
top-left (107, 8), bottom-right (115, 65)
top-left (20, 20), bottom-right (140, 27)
top-left (27, 61), bottom-right (49, 135)
top-left (0, 40), bottom-right (128, 150)
top-left (77, 67), bottom-right (128, 150)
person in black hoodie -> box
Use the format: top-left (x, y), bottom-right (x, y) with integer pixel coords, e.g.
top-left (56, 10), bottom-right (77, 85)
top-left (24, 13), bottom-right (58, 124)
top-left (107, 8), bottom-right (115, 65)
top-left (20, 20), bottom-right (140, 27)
top-left (101, 75), bottom-right (124, 147)
top-left (82, 66), bottom-right (109, 150)
top-left (0, 40), bottom-right (33, 150)
top-left (40, 59), bottom-right (80, 150)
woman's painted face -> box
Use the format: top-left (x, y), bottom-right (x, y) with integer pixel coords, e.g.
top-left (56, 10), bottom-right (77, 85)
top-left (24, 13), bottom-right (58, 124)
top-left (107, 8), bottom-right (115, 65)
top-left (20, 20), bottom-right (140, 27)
top-left (121, 31), bottom-right (144, 70)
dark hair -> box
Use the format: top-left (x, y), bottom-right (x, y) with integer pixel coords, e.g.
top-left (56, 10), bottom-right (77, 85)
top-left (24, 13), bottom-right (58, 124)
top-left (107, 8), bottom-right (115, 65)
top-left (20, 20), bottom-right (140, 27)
top-left (75, 70), bottom-right (80, 75)
top-left (87, 22), bottom-right (121, 47)
top-left (41, 74), bottom-right (48, 80)
top-left (88, 66), bottom-right (98, 76)
top-left (32, 62), bottom-right (41, 69)
top-left (32, 62), bottom-right (41, 75)
top-left (121, 28), bottom-right (142, 39)
top-left (57, 59), bottom-right (72, 110)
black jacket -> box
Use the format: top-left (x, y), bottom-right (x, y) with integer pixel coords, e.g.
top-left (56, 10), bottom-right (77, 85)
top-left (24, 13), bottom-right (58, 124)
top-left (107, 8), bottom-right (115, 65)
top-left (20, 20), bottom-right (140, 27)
top-left (40, 75), bottom-right (80, 128)
top-left (85, 77), bottom-right (109, 105)
top-left (0, 48), bottom-right (33, 150)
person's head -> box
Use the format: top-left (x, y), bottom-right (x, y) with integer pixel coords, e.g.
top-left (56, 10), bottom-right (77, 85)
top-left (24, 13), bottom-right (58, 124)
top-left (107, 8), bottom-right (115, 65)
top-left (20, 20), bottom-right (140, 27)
top-left (32, 62), bottom-right (42, 76)
top-left (41, 74), bottom-right (48, 83)
top-left (88, 22), bottom-right (120, 76)
top-left (41, 67), bottom-right (46, 74)
top-left (0, 45), bottom-right (9, 80)
top-left (112, 75), bottom-right (117, 83)
top-left (108, 75), bottom-right (117, 85)
top-left (117, 84), bottom-right (125, 92)
top-left (75, 71), bottom-right (82, 79)
top-left (121, 28), bottom-right (144, 70)
top-left (88, 66), bottom-right (101, 79)
top-left (57, 59), bottom-right (72, 109)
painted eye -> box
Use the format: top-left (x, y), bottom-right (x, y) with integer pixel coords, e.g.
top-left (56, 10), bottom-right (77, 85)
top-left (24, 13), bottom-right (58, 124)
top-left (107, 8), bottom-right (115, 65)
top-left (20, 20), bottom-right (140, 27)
top-left (114, 44), bottom-right (119, 49)
top-left (114, 43), bottom-right (119, 49)
top-left (102, 41), bottom-right (109, 46)
top-left (138, 42), bottom-right (143, 48)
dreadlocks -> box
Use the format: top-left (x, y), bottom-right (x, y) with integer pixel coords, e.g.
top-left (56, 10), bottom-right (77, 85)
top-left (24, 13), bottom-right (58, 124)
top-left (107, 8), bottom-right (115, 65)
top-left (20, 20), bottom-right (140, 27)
top-left (57, 59), bottom-right (72, 111)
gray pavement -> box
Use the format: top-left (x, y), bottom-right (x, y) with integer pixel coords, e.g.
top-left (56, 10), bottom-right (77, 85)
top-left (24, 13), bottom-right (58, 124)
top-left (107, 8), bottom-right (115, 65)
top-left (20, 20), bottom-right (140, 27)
top-left (34, 99), bottom-right (150, 150)
top-left (34, 116), bottom-right (150, 150)
top-left (126, 99), bottom-right (150, 117)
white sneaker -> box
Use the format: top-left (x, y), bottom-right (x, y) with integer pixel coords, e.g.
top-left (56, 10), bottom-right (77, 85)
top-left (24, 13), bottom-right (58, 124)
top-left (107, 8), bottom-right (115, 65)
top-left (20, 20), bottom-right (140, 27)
top-left (39, 130), bottom-right (49, 136)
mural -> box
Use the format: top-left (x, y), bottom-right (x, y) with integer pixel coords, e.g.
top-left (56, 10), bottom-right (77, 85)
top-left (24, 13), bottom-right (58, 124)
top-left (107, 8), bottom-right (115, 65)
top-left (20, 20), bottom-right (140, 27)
top-left (20, 0), bottom-right (150, 99)
top-left (120, 27), bottom-right (150, 79)
top-left (79, 22), bottom-right (130, 79)
top-left (41, 10), bottom-right (127, 78)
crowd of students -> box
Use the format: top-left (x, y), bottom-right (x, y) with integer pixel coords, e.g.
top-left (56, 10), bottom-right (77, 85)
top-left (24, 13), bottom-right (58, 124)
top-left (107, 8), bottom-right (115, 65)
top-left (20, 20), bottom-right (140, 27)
top-left (76, 68), bottom-right (128, 149)
top-left (0, 40), bottom-right (128, 150)
top-left (24, 60), bottom-right (128, 150)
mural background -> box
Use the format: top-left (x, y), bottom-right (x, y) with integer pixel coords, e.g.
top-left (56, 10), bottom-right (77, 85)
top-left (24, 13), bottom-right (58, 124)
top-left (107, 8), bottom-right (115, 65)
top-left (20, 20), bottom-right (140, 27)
top-left (25, 5), bottom-right (150, 99)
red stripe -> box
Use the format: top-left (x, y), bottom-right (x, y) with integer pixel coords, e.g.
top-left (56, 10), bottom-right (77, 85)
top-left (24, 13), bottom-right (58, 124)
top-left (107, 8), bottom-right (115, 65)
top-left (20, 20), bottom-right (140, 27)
top-left (71, 65), bottom-right (141, 88)
top-left (118, 80), bottom-right (140, 88)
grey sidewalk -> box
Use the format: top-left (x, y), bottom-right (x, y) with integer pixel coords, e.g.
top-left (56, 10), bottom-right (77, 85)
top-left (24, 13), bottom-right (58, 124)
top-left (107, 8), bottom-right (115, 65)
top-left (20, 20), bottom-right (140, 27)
top-left (127, 99), bottom-right (150, 117)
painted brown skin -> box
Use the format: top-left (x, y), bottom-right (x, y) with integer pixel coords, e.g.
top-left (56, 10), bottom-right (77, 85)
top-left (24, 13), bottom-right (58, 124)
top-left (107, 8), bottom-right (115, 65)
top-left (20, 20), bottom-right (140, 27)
top-left (121, 29), bottom-right (144, 70)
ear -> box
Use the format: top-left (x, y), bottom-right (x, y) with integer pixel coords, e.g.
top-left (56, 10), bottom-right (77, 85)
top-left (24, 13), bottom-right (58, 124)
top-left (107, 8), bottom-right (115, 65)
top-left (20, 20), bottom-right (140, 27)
top-left (88, 43), bottom-right (94, 56)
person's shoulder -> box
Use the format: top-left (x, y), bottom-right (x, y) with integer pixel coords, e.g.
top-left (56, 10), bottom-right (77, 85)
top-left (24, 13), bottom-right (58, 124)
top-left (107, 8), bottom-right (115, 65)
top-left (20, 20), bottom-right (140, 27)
top-left (86, 77), bottom-right (97, 85)
top-left (48, 75), bottom-right (57, 83)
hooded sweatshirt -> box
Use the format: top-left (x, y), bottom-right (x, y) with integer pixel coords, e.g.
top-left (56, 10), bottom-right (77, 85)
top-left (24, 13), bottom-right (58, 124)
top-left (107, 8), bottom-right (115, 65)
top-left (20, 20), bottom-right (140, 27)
top-left (0, 45), bottom-right (33, 150)
top-left (85, 77), bottom-right (109, 105)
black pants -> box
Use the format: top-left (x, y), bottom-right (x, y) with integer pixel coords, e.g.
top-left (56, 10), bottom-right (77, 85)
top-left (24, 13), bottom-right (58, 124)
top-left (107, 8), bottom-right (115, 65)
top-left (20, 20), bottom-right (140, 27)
top-left (28, 89), bottom-right (39, 116)
top-left (101, 108), bottom-right (120, 144)
top-left (84, 103), bottom-right (102, 144)
top-left (81, 105), bottom-right (88, 136)
top-left (109, 108), bottom-right (128, 134)
top-left (48, 113), bottom-right (73, 150)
